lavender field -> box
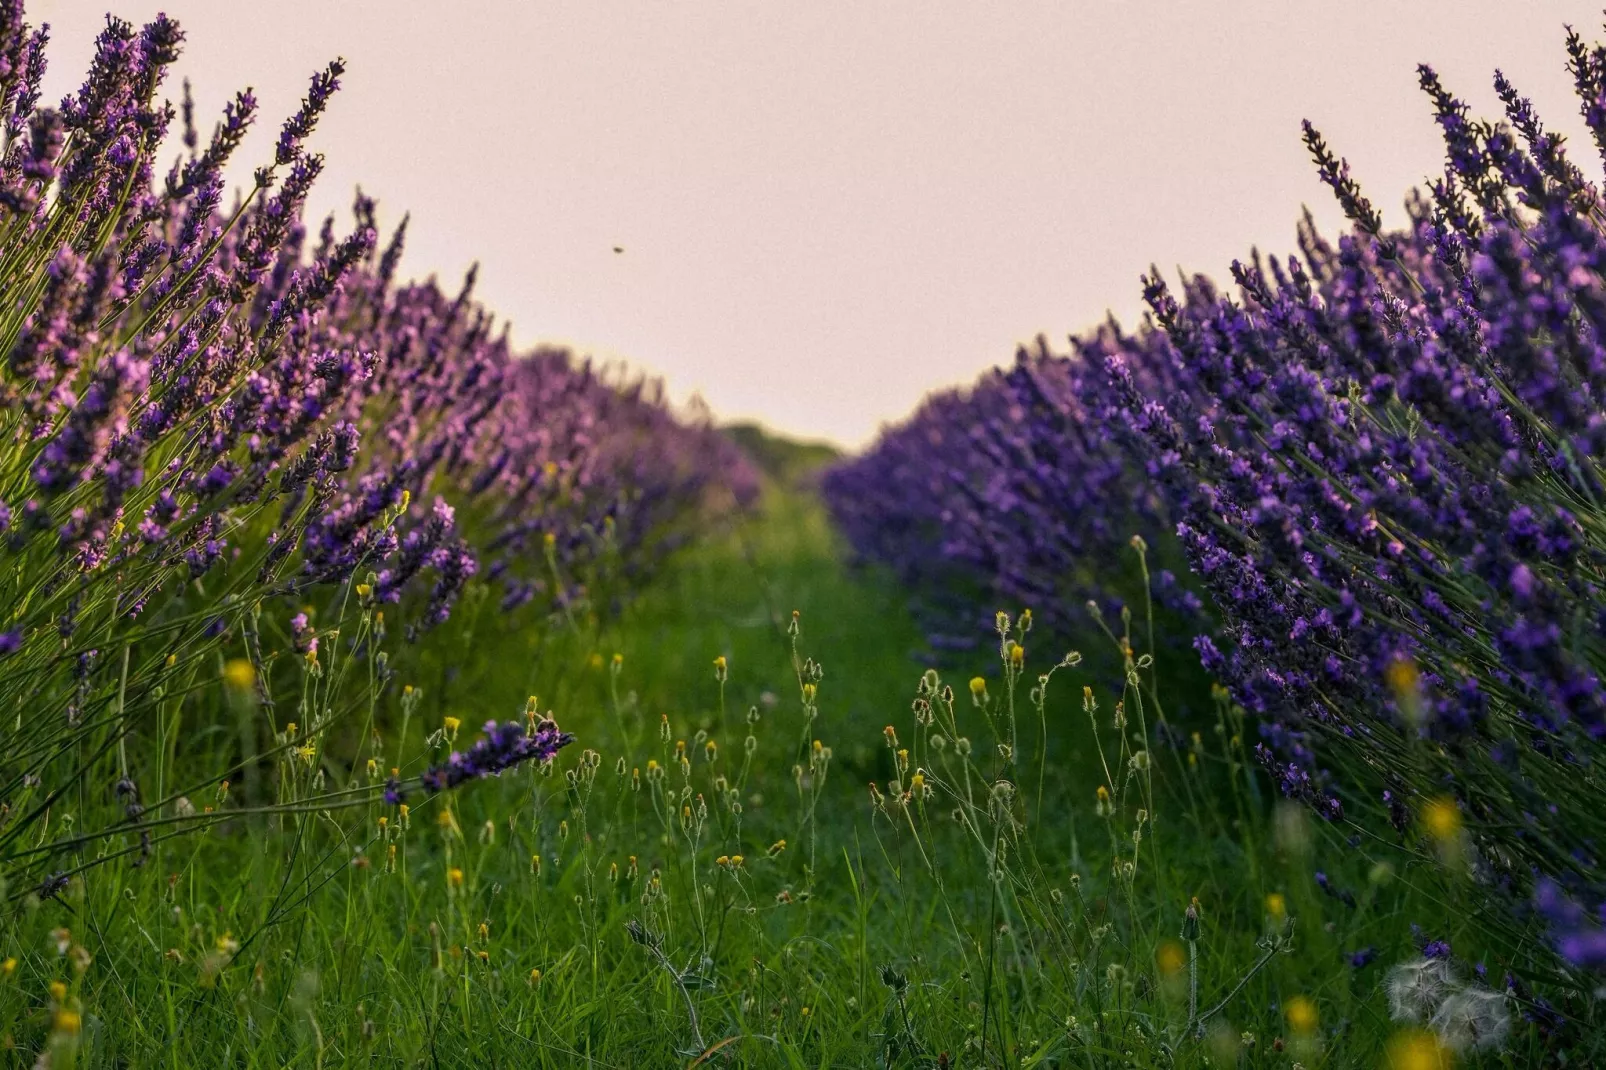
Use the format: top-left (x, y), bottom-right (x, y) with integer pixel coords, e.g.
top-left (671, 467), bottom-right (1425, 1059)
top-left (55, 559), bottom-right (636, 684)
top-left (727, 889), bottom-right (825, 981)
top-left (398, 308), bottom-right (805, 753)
top-left (0, 1), bottom-right (1603, 1066)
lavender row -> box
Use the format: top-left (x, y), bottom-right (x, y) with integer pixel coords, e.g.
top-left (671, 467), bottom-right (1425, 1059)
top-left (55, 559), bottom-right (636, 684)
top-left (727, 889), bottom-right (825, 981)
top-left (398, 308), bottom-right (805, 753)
top-left (0, 0), bottom-right (755, 897)
top-left (828, 23), bottom-right (1606, 979)
top-left (822, 336), bottom-right (1203, 655)
top-left (0, 6), bottom-right (755, 669)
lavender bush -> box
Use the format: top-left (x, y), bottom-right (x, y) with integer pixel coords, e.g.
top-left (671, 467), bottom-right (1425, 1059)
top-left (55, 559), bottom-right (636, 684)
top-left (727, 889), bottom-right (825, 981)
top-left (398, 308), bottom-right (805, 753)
top-left (830, 22), bottom-right (1606, 987)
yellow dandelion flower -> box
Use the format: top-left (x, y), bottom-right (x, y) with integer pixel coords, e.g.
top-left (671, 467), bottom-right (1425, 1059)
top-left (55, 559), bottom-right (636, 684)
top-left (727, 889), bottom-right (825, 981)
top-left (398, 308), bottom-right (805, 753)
top-left (447, 867), bottom-right (464, 888)
top-left (1285, 995), bottom-right (1318, 1034)
top-left (1422, 797), bottom-right (1461, 840)
top-left (1386, 1029), bottom-right (1450, 1070)
top-left (222, 659), bottom-right (255, 691)
top-left (1384, 656), bottom-right (1420, 697)
top-left (1265, 892), bottom-right (1287, 918)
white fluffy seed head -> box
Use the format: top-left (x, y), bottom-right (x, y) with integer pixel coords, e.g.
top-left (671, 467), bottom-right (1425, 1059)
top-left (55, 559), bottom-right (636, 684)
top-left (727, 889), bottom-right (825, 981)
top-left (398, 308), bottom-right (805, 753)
top-left (1430, 986), bottom-right (1511, 1054)
top-left (1385, 957), bottom-right (1456, 1023)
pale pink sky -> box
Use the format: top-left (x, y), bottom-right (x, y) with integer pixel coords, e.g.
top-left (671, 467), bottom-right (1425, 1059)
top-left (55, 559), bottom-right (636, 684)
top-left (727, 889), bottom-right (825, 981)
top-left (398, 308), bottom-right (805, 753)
top-left (34, 1), bottom-right (1606, 446)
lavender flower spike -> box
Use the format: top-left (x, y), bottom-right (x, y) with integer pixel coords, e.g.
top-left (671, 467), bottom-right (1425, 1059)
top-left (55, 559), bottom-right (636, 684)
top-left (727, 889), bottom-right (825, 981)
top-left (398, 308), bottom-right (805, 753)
top-left (413, 717), bottom-right (574, 797)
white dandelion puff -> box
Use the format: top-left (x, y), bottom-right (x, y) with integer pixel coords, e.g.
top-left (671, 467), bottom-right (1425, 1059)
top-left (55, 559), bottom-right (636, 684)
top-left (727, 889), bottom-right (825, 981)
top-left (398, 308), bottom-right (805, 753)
top-left (1385, 957), bottom-right (1456, 1022)
top-left (1429, 985), bottom-right (1511, 1053)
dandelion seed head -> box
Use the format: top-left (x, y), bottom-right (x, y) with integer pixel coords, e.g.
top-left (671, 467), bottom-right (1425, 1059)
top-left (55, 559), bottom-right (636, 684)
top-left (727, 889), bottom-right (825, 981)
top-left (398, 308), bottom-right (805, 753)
top-left (1386, 957), bottom-right (1456, 1023)
top-left (1429, 985), bottom-right (1510, 1053)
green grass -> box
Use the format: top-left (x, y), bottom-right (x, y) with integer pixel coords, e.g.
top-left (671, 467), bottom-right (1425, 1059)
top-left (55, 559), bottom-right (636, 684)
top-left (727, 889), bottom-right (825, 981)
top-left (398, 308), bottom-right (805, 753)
top-left (0, 451), bottom-right (1540, 1068)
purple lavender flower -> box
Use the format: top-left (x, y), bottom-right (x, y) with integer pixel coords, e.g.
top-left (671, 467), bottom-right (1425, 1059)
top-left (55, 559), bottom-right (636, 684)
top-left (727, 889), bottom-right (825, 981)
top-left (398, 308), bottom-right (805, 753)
top-left (1535, 879), bottom-right (1606, 971)
top-left (275, 58), bottom-right (343, 165)
top-left (416, 718), bottom-right (574, 794)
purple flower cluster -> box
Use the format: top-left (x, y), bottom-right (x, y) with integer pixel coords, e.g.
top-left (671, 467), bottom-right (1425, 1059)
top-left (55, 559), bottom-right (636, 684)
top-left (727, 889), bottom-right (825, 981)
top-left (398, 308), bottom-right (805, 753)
top-left (829, 19), bottom-right (1606, 971)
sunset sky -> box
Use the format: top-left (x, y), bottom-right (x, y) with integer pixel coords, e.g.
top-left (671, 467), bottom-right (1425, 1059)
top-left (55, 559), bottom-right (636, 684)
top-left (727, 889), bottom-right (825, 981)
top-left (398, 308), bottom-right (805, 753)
top-left (36, 0), bottom-right (1606, 447)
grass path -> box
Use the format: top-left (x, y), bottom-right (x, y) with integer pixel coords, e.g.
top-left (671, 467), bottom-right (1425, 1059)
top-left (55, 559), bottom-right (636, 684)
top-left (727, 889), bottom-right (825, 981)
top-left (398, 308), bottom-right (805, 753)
top-left (0, 450), bottom-right (1494, 1067)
